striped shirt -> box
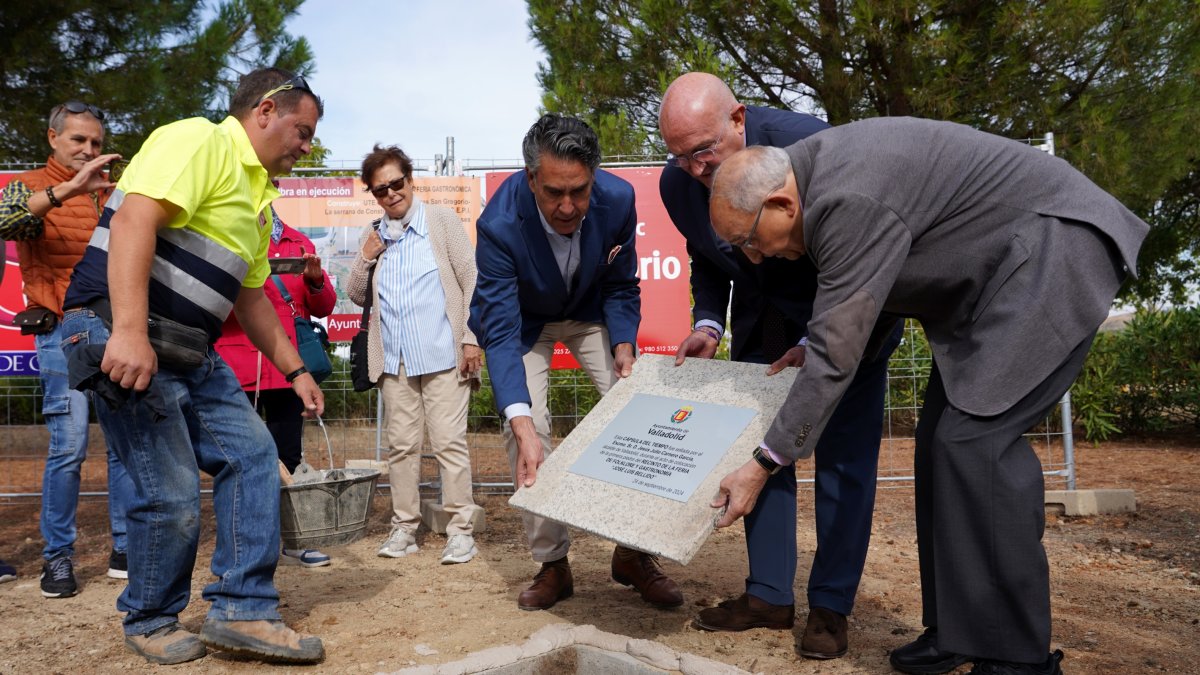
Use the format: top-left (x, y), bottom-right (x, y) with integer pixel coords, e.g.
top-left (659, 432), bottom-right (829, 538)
top-left (376, 200), bottom-right (457, 377)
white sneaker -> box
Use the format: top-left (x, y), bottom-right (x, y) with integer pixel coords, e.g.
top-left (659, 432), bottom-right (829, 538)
top-left (378, 528), bottom-right (419, 558)
top-left (440, 534), bottom-right (477, 565)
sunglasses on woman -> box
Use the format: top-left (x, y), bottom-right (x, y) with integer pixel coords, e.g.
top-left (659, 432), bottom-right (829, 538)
top-left (366, 175), bottom-right (408, 199)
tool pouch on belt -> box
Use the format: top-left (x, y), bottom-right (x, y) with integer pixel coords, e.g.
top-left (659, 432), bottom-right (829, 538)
top-left (89, 299), bottom-right (208, 370)
top-left (13, 307), bottom-right (58, 335)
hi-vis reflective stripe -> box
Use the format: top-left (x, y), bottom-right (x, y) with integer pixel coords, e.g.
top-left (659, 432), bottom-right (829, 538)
top-left (86, 226), bottom-right (242, 321)
top-left (106, 188), bottom-right (125, 211)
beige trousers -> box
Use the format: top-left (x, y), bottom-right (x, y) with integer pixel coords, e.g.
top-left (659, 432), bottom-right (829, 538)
top-left (505, 320), bottom-right (615, 563)
top-left (380, 364), bottom-right (479, 536)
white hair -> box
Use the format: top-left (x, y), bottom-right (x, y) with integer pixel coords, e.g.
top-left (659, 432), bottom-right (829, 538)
top-left (711, 145), bottom-right (791, 213)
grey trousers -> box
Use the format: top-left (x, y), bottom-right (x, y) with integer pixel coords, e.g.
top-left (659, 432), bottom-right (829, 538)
top-left (914, 333), bottom-right (1094, 663)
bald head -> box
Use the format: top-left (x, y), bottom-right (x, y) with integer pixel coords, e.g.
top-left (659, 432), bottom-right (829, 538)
top-left (660, 72), bottom-right (737, 130)
top-left (659, 72), bottom-right (747, 187)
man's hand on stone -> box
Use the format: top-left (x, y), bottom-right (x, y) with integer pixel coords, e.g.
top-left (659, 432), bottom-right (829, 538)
top-left (614, 342), bottom-right (636, 379)
top-left (766, 344), bottom-right (806, 375)
top-left (673, 330), bottom-right (719, 366)
top-left (511, 416), bottom-right (544, 488)
top-left (711, 459), bottom-right (770, 528)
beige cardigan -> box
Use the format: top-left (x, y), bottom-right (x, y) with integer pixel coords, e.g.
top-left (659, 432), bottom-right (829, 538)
top-left (346, 202), bottom-right (479, 387)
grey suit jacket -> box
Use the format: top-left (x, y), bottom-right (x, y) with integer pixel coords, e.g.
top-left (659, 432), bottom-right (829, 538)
top-left (766, 117), bottom-right (1148, 460)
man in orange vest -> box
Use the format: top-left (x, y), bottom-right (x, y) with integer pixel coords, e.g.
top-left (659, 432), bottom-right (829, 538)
top-left (0, 101), bottom-right (135, 598)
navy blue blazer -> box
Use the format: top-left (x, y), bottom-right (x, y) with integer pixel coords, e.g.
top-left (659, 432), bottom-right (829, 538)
top-left (659, 105), bottom-right (829, 361)
top-left (470, 169), bottom-right (641, 411)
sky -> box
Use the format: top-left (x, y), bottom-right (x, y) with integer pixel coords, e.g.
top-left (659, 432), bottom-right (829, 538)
top-left (288, 0), bottom-right (547, 170)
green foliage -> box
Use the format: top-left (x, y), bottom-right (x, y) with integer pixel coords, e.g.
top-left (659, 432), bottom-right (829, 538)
top-left (527, 0), bottom-right (1200, 303)
top-left (0, 376), bottom-right (42, 425)
top-left (1071, 308), bottom-right (1200, 442)
top-left (317, 355), bottom-right (376, 420)
top-left (884, 322), bottom-right (932, 431)
top-left (0, 0), bottom-right (315, 161)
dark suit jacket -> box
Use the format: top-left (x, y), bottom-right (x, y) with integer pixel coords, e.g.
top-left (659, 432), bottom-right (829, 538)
top-left (469, 169), bottom-right (641, 411)
top-left (765, 117), bottom-right (1149, 460)
top-left (659, 105), bottom-right (829, 359)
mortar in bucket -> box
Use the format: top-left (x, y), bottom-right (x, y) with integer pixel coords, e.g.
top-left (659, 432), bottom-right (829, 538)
top-left (280, 415), bottom-right (380, 550)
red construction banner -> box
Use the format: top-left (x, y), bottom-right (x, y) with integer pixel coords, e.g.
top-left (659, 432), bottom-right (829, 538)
top-left (483, 167), bottom-right (690, 369)
top-left (0, 172), bottom-right (39, 375)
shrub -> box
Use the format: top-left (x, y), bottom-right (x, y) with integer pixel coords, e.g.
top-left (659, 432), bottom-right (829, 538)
top-left (1071, 308), bottom-right (1200, 441)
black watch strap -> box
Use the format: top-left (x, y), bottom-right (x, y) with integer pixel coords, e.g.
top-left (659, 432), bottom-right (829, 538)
top-left (752, 446), bottom-right (783, 475)
top-left (285, 366), bottom-right (308, 383)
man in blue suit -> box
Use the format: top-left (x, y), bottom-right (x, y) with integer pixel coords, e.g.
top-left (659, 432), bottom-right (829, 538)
top-left (470, 113), bottom-right (683, 612)
top-left (658, 72), bottom-right (900, 659)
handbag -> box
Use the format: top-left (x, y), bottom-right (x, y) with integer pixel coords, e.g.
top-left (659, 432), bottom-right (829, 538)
top-left (272, 276), bottom-right (332, 384)
top-left (349, 264), bottom-right (375, 392)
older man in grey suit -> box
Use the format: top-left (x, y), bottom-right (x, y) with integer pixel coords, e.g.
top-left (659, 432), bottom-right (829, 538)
top-left (705, 117), bottom-right (1147, 675)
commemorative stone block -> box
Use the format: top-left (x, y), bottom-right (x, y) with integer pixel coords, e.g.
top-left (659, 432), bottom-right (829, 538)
top-left (508, 353), bottom-right (797, 564)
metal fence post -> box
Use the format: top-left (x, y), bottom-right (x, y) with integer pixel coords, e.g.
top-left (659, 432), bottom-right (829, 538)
top-left (1059, 391), bottom-right (1076, 490)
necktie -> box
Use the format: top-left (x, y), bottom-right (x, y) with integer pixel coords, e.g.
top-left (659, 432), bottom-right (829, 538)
top-left (760, 303), bottom-right (790, 362)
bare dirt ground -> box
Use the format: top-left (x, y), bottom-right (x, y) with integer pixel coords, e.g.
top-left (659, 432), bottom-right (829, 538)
top-left (1, 435), bottom-right (1197, 674)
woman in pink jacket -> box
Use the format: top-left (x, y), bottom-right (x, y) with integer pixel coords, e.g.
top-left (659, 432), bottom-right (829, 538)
top-left (215, 208), bottom-right (336, 567)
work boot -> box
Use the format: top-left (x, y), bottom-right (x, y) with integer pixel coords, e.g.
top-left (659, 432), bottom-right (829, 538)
top-left (125, 622), bottom-right (207, 665)
top-left (693, 592), bottom-right (794, 631)
top-left (199, 619), bottom-right (324, 664)
top-left (611, 545), bottom-right (684, 608)
top-left (799, 606), bottom-right (848, 659)
top-left (517, 557), bottom-right (573, 610)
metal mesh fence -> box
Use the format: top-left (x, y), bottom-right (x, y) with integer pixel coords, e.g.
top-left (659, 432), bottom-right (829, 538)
top-left (0, 321), bottom-right (1072, 500)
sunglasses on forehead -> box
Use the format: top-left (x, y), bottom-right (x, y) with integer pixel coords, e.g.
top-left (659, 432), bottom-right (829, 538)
top-left (365, 175), bottom-right (409, 199)
top-left (59, 101), bottom-right (105, 121)
top-left (256, 74), bottom-right (314, 106)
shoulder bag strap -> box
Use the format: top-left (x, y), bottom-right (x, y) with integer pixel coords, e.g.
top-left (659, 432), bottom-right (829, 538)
top-left (270, 275), bottom-right (300, 318)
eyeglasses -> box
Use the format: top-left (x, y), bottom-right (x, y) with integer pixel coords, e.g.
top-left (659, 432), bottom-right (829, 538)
top-left (734, 200), bottom-right (768, 250)
top-left (667, 128), bottom-right (725, 169)
top-left (256, 74), bottom-right (314, 106)
top-left (366, 175), bottom-right (408, 199)
top-left (733, 176), bottom-right (788, 250)
top-left (58, 101), bottom-right (105, 121)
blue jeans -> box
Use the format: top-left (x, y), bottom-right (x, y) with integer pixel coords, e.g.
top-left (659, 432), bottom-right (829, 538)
top-left (61, 308), bottom-right (283, 636)
top-left (37, 322), bottom-right (134, 560)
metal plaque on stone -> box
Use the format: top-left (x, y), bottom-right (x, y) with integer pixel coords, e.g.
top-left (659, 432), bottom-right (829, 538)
top-left (508, 354), bottom-right (797, 564)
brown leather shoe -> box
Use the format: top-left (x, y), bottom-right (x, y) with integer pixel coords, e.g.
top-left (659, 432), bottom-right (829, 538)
top-left (693, 592), bottom-right (795, 631)
top-left (799, 606), bottom-right (848, 659)
top-left (517, 558), bottom-right (573, 611)
top-left (611, 545), bottom-right (684, 608)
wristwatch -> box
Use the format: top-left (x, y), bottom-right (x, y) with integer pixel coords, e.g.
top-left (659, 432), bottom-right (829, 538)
top-left (751, 446), bottom-right (782, 475)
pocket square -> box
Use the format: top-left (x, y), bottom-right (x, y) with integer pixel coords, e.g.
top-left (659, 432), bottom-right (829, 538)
top-left (607, 245), bottom-right (622, 264)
